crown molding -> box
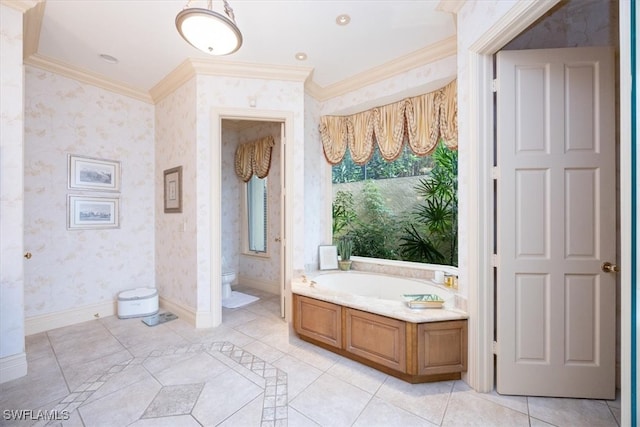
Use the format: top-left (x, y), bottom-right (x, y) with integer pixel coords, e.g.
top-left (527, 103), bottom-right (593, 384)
top-left (468, 0), bottom-right (561, 54)
top-left (1, 0), bottom-right (39, 13)
top-left (190, 58), bottom-right (313, 82)
top-left (436, 0), bottom-right (465, 14)
top-left (150, 58), bottom-right (313, 104)
top-left (304, 35), bottom-right (457, 102)
top-left (148, 59), bottom-right (196, 104)
top-left (24, 53), bottom-right (153, 104)
top-left (22, 0), bottom-right (44, 59)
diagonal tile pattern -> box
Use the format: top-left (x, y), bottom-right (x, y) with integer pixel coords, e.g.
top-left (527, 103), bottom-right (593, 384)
top-left (1, 286), bottom-right (622, 426)
top-left (142, 383), bottom-right (204, 418)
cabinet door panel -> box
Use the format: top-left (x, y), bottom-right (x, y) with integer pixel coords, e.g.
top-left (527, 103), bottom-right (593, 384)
top-left (293, 294), bottom-right (342, 348)
top-left (345, 308), bottom-right (406, 371)
top-left (417, 320), bottom-right (467, 375)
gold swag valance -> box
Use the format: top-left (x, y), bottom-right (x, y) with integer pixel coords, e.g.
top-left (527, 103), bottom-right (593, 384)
top-left (234, 135), bottom-right (275, 182)
top-left (319, 79), bottom-right (457, 165)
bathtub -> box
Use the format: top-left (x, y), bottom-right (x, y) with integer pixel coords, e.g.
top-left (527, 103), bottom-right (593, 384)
top-left (310, 271), bottom-right (451, 302)
top-left (292, 271), bottom-right (468, 383)
top-left (292, 271), bottom-right (466, 323)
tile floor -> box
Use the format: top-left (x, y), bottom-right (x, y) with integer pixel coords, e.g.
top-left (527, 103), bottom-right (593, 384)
top-left (1, 287), bottom-right (621, 427)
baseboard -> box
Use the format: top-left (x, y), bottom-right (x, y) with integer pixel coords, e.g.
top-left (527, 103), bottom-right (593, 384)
top-left (0, 352), bottom-right (27, 383)
top-left (25, 300), bottom-right (116, 335)
top-left (158, 296), bottom-right (197, 326)
top-left (237, 274), bottom-right (279, 295)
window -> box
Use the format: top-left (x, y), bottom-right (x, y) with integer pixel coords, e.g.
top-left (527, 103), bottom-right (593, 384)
top-left (332, 142), bottom-right (458, 266)
top-left (247, 175), bottom-right (267, 253)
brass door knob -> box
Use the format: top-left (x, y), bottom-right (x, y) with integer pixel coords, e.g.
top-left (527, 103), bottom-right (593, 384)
top-left (601, 262), bottom-right (618, 273)
top-left (24, 252), bottom-right (32, 260)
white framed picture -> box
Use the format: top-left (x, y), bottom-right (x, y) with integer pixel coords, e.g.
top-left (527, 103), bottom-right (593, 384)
top-left (318, 245), bottom-right (338, 270)
top-left (67, 195), bottom-right (120, 230)
top-left (68, 154), bottom-right (121, 192)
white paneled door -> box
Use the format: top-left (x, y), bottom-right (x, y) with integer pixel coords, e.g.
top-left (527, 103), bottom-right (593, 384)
top-left (496, 47), bottom-right (616, 399)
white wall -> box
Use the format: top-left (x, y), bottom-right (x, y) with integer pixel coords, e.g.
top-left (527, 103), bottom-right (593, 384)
top-left (221, 121), bottom-right (282, 288)
top-left (303, 94), bottom-right (329, 271)
top-left (221, 124), bottom-right (241, 274)
top-left (504, 0), bottom-right (617, 50)
top-left (155, 77), bottom-right (198, 311)
top-left (23, 67), bottom-right (156, 320)
top-left (0, 3), bottom-right (26, 382)
top-left (195, 76), bottom-right (306, 314)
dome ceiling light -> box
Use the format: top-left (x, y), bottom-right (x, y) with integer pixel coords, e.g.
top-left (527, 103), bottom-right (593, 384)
top-left (176, 0), bottom-right (243, 56)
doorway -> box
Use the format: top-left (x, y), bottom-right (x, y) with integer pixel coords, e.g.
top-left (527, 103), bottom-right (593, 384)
top-left (220, 118), bottom-right (284, 317)
top-left (491, 1), bottom-right (620, 400)
top-left (464, 0), bottom-right (625, 398)
top-left (210, 108), bottom-right (294, 327)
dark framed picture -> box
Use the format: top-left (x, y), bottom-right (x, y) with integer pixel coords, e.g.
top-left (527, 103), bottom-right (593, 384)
top-left (164, 166), bottom-right (182, 213)
top-left (68, 154), bottom-right (120, 192)
top-left (67, 195), bottom-right (119, 230)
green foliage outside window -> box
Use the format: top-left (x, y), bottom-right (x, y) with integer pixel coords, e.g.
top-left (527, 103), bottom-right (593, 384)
top-left (400, 143), bottom-right (458, 266)
top-left (331, 141), bottom-right (458, 266)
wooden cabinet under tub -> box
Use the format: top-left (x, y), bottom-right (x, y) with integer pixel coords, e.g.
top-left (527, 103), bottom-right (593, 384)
top-left (293, 294), bottom-right (467, 383)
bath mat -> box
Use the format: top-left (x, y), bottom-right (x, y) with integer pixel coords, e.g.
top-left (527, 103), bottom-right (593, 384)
top-left (222, 291), bottom-right (259, 309)
top-left (142, 312), bottom-right (178, 327)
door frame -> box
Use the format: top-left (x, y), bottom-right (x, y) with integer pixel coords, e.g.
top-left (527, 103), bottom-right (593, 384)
top-left (210, 108), bottom-right (294, 325)
top-left (465, 0), bottom-right (563, 393)
top-left (466, 0), bottom-right (632, 423)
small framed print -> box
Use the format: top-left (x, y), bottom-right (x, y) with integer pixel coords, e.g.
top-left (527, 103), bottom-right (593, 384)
top-left (164, 166), bottom-right (182, 213)
top-left (68, 155), bottom-right (120, 192)
top-left (68, 195), bottom-right (119, 230)
top-left (319, 245), bottom-right (338, 270)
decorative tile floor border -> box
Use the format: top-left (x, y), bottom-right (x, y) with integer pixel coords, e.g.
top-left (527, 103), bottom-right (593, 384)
top-left (33, 341), bottom-right (287, 427)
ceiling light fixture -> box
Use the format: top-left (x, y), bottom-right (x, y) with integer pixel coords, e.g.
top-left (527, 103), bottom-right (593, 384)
top-left (336, 14), bottom-right (351, 26)
top-left (295, 52), bottom-right (307, 61)
top-left (176, 0), bottom-right (243, 56)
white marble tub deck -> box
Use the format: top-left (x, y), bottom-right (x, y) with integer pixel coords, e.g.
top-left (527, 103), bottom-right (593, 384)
top-left (292, 271), bottom-right (468, 323)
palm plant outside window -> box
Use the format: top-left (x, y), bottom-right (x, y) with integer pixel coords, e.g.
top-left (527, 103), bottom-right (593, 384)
top-left (332, 142), bottom-right (458, 266)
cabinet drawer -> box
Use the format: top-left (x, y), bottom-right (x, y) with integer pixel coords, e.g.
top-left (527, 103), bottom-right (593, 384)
top-left (345, 308), bottom-right (406, 372)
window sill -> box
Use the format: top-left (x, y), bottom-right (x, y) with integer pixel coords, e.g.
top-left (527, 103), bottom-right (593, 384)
top-left (242, 251), bottom-right (270, 259)
top-left (351, 256), bottom-right (458, 276)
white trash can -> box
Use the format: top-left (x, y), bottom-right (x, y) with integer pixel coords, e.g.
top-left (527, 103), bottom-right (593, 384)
top-left (117, 287), bottom-right (159, 319)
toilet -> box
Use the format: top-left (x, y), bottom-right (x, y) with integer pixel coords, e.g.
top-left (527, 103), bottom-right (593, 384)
top-left (221, 269), bottom-right (235, 299)
top-left (221, 264), bottom-right (259, 309)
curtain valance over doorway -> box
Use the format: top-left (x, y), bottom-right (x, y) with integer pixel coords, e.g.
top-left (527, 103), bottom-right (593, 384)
top-left (234, 135), bottom-right (275, 182)
top-left (319, 79), bottom-right (457, 165)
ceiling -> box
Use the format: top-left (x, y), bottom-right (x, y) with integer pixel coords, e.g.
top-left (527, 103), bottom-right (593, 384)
top-left (27, 0), bottom-right (456, 100)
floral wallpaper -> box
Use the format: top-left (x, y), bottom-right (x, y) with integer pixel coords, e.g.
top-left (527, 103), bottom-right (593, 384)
top-left (221, 125), bottom-right (241, 275)
top-left (23, 67), bottom-right (156, 318)
top-left (303, 93), bottom-right (329, 272)
top-left (319, 55), bottom-right (457, 116)
top-left (195, 76), bottom-right (306, 313)
top-left (155, 78), bottom-right (198, 311)
top-left (0, 4), bottom-right (25, 360)
top-left (504, 0), bottom-right (617, 50)
top-left (221, 121), bottom-right (283, 286)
